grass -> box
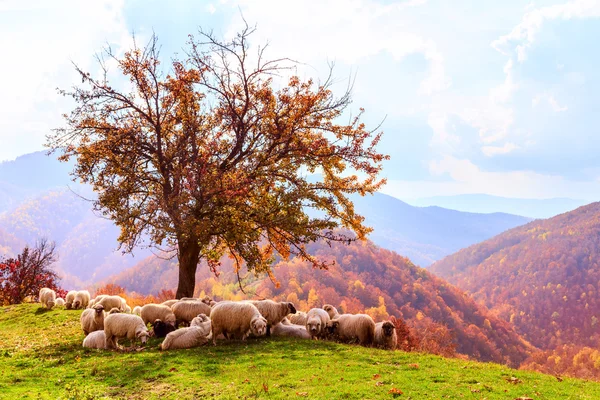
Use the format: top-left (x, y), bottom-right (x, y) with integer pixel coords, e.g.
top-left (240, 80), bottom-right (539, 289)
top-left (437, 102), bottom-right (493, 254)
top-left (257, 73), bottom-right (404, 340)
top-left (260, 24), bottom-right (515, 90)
top-left (1, 304), bottom-right (599, 399)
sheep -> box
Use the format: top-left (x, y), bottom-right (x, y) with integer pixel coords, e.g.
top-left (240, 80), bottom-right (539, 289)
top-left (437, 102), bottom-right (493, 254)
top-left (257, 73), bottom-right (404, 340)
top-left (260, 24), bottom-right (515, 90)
top-left (140, 304), bottom-right (176, 326)
top-left (326, 314), bottom-right (375, 346)
top-left (96, 295), bottom-right (127, 312)
top-left (124, 305), bottom-right (131, 313)
top-left (323, 304), bottom-right (340, 320)
top-left (89, 294), bottom-right (107, 307)
top-left (288, 311), bottom-right (308, 326)
top-left (55, 298), bottom-right (65, 307)
top-left (104, 313), bottom-right (150, 350)
top-left (374, 321), bottom-right (398, 350)
top-left (201, 296), bottom-right (217, 307)
top-left (247, 300), bottom-right (296, 336)
top-left (82, 330), bottom-right (106, 349)
top-left (160, 314), bottom-right (212, 350)
top-left (80, 305), bottom-right (106, 336)
top-left (210, 301), bottom-right (267, 345)
top-left (132, 306), bottom-right (141, 316)
top-left (161, 299), bottom-right (179, 308)
top-left (152, 319), bottom-right (176, 338)
top-left (305, 308), bottom-right (330, 339)
top-left (172, 300), bottom-right (212, 326)
top-left (72, 290), bottom-right (91, 309)
top-left (39, 288), bottom-right (56, 310)
top-left (108, 308), bottom-right (122, 314)
top-left (271, 322), bottom-right (311, 339)
top-left (65, 290), bottom-right (77, 309)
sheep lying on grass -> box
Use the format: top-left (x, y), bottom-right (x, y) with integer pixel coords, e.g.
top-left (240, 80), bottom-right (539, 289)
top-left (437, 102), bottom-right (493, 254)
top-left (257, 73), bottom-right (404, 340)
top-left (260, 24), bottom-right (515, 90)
top-left (73, 290), bottom-right (91, 309)
top-left (210, 302), bottom-right (267, 345)
top-left (326, 314), bottom-right (375, 346)
top-left (305, 308), bottom-right (330, 339)
top-left (104, 313), bottom-right (150, 350)
top-left (82, 330), bottom-right (106, 349)
top-left (248, 300), bottom-right (296, 336)
top-left (39, 288), bottom-right (56, 310)
top-left (160, 314), bottom-right (212, 350)
top-left (172, 300), bottom-right (211, 326)
top-left (80, 304), bottom-right (105, 336)
top-left (323, 304), bottom-right (340, 320)
top-left (374, 321), bottom-right (398, 350)
top-left (271, 322), bottom-right (311, 339)
top-left (65, 290), bottom-right (77, 309)
top-left (152, 319), bottom-right (176, 338)
top-left (288, 311), bottom-right (307, 325)
top-left (141, 304), bottom-right (176, 326)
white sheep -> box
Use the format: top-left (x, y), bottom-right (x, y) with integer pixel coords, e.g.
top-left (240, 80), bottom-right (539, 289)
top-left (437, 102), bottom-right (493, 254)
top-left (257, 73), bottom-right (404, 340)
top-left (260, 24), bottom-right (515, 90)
top-left (161, 299), bottom-right (178, 308)
top-left (39, 288), bottom-right (56, 310)
top-left (55, 298), bottom-right (65, 307)
top-left (210, 301), bottom-right (267, 345)
top-left (124, 305), bottom-right (131, 313)
top-left (72, 290), bottom-right (91, 309)
top-left (326, 314), bottom-right (375, 346)
top-left (323, 304), bottom-right (340, 320)
top-left (374, 321), bottom-right (398, 350)
top-left (141, 304), bottom-right (176, 326)
top-left (65, 290), bottom-right (77, 309)
top-left (104, 313), bottom-right (150, 350)
top-left (80, 304), bottom-right (106, 336)
top-left (172, 300), bottom-right (212, 326)
top-left (271, 322), bottom-right (311, 339)
top-left (89, 294), bottom-right (107, 307)
top-left (247, 300), bottom-right (297, 336)
top-left (288, 311), bottom-right (308, 325)
top-left (305, 308), bottom-right (330, 339)
top-left (96, 295), bottom-right (127, 312)
top-left (160, 314), bottom-right (212, 351)
top-left (132, 306), bottom-right (141, 316)
top-left (82, 330), bottom-right (107, 349)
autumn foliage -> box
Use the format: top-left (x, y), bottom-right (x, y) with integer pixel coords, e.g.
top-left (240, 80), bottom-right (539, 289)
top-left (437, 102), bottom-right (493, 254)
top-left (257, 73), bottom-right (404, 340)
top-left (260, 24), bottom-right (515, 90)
top-left (47, 24), bottom-right (388, 298)
top-left (0, 239), bottom-right (66, 305)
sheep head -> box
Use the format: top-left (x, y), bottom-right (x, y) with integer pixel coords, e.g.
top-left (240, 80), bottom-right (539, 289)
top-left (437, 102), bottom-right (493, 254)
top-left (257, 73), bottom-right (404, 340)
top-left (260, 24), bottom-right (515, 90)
top-left (382, 321), bottom-right (395, 337)
top-left (306, 317), bottom-right (322, 336)
top-left (286, 302), bottom-right (297, 314)
top-left (326, 320), bottom-right (340, 336)
top-left (93, 304), bottom-right (104, 315)
top-left (251, 316), bottom-right (267, 337)
top-left (136, 328), bottom-right (150, 344)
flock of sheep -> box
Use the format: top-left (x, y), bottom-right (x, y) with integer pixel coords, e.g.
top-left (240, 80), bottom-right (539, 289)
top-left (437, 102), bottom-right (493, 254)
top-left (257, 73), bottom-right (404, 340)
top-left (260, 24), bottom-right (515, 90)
top-left (38, 287), bottom-right (398, 351)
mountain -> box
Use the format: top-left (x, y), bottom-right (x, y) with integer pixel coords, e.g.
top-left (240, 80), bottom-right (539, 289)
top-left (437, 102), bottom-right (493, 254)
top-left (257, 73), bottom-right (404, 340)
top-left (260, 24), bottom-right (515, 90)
top-left (429, 202), bottom-right (600, 352)
top-left (106, 237), bottom-right (533, 366)
top-left (408, 194), bottom-right (589, 219)
top-left (350, 193), bottom-right (530, 266)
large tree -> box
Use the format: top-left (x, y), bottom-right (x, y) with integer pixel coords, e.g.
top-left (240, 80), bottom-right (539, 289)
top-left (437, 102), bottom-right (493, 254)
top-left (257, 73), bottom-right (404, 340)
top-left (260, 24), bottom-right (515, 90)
top-left (47, 25), bottom-right (388, 298)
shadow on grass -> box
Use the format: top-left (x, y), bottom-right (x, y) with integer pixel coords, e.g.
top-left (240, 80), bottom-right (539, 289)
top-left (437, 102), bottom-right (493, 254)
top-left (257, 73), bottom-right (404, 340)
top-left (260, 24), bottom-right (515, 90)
top-left (34, 307), bottom-right (52, 315)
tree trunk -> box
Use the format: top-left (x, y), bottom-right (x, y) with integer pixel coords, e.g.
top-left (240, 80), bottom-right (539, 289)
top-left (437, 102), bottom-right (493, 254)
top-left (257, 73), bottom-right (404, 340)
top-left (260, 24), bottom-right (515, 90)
top-left (176, 237), bottom-right (201, 299)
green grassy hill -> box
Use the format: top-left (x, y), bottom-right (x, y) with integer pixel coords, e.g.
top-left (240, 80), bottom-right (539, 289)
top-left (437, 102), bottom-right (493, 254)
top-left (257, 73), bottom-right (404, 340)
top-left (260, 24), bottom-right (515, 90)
top-left (1, 304), bottom-right (599, 399)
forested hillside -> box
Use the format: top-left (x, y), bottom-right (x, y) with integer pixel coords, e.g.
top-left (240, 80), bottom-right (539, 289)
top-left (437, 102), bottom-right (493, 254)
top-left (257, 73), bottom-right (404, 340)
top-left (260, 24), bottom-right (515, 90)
top-left (430, 202), bottom-right (600, 353)
top-left (107, 237), bottom-right (533, 367)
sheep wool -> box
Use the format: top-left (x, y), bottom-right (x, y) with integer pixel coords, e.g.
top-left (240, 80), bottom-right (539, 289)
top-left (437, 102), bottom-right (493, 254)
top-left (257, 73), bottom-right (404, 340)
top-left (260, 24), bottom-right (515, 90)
top-left (82, 330), bottom-right (107, 349)
top-left (210, 301), bottom-right (267, 345)
top-left (160, 314), bottom-right (212, 351)
top-left (374, 321), bottom-right (398, 350)
top-left (327, 314), bottom-right (375, 346)
top-left (288, 311), bottom-right (307, 326)
top-left (271, 322), bottom-right (311, 339)
top-left (39, 288), bottom-right (56, 310)
top-left (73, 290), bottom-right (91, 310)
top-left (132, 306), bottom-right (142, 316)
top-left (96, 295), bottom-right (127, 312)
top-left (55, 297), bottom-right (65, 307)
top-left (305, 308), bottom-right (330, 339)
top-left (172, 300), bottom-right (212, 325)
top-left (65, 290), bottom-right (77, 309)
top-left (247, 300), bottom-right (296, 335)
top-left (80, 304), bottom-right (106, 336)
top-left (89, 294), bottom-right (107, 307)
top-left (104, 313), bottom-right (149, 350)
top-left (161, 299), bottom-right (179, 308)
top-left (140, 304), bottom-right (176, 326)
top-left (323, 304), bottom-right (340, 320)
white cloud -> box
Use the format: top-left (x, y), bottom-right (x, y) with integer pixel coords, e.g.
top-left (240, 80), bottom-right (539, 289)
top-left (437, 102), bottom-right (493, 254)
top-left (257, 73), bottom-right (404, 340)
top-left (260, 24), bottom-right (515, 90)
top-left (0, 0), bottom-right (130, 161)
top-left (532, 93), bottom-right (568, 112)
top-left (482, 142), bottom-right (519, 156)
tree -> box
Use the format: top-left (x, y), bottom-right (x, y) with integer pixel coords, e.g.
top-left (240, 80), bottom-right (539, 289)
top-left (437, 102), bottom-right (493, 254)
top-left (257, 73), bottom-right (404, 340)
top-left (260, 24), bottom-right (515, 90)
top-left (47, 24), bottom-right (388, 298)
top-left (0, 239), bottom-right (65, 305)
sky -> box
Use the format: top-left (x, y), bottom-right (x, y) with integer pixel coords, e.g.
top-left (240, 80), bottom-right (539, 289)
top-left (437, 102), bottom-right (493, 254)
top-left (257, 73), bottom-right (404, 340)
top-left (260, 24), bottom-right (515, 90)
top-left (0, 0), bottom-right (599, 200)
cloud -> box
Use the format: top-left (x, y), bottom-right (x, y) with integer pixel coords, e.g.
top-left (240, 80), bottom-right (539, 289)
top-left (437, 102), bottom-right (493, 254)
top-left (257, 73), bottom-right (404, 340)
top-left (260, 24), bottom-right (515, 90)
top-left (532, 93), bottom-right (568, 112)
top-left (482, 142), bottom-right (519, 156)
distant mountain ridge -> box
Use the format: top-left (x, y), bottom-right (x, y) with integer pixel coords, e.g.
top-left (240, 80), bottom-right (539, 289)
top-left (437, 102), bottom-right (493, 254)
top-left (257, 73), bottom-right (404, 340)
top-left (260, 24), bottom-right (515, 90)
top-left (408, 194), bottom-right (589, 219)
top-left (430, 202), bottom-right (600, 351)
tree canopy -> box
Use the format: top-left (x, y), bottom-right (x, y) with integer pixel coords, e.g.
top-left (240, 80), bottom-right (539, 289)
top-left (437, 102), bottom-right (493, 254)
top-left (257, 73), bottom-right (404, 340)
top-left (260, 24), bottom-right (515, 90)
top-left (47, 24), bottom-right (388, 297)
